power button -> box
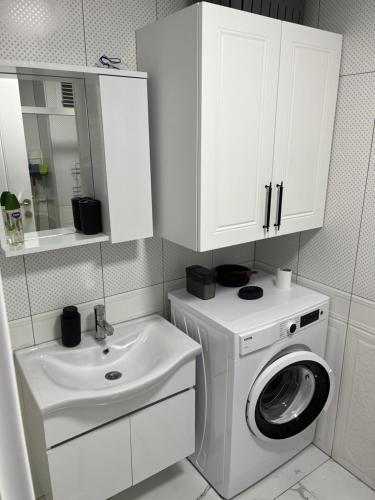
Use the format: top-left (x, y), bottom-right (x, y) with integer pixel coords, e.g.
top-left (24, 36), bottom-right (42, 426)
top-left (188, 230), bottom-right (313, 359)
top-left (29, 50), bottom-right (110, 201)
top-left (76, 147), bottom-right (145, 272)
top-left (289, 323), bottom-right (297, 335)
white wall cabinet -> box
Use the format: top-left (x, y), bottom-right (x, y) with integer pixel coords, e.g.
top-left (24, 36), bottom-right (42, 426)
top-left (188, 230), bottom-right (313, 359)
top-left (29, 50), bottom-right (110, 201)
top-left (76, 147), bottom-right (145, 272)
top-left (271, 22), bottom-right (342, 236)
top-left (137, 2), bottom-right (342, 251)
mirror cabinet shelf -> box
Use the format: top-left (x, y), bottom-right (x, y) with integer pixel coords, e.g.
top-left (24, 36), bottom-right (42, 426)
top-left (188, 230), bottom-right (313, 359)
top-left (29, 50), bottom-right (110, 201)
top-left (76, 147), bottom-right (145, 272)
top-left (2, 230), bottom-right (109, 258)
top-left (0, 60), bottom-right (153, 257)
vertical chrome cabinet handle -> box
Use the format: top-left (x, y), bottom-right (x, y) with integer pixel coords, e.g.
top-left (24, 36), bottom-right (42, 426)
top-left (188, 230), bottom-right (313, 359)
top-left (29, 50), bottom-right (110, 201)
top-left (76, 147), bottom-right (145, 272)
top-left (263, 182), bottom-right (272, 232)
top-left (274, 181), bottom-right (284, 230)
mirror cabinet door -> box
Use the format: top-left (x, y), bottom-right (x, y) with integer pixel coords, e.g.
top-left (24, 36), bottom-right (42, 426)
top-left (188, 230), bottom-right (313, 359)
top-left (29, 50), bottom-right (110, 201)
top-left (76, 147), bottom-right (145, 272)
top-left (0, 73), bottom-right (94, 236)
top-left (0, 74), bottom-right (36, 233)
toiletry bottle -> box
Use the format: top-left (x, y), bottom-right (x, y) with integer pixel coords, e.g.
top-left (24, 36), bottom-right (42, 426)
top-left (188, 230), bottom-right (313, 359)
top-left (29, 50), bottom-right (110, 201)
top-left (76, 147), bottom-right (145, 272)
top-left (0, 191), bottom-right (10, 227)
top-left (4, 194), bottom-right (24, 246)
top-left (61, 306), bottom-right (81, 348)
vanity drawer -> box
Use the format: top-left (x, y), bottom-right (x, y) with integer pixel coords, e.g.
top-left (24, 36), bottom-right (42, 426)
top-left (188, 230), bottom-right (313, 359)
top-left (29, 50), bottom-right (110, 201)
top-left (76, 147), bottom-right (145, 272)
top-left (131, 389), bottom-right (195, 484)
top-left (47, 416), bottom-right (132, 500)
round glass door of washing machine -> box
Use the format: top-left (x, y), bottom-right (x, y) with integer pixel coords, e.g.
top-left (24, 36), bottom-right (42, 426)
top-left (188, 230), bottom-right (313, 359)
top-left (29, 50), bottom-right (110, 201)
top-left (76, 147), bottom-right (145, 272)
top-left (246, 351), bottom-right (334, 440)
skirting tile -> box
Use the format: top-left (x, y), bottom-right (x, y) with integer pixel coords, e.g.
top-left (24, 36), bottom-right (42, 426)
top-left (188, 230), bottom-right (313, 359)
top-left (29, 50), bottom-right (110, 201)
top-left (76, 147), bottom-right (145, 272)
top-left (105, 284), bottom-right (164, 325)
top-left (297, 276), bottom-right (351, 323)
top-left (314, 316), bottom-right (348, 456)
top-left (9, 317), bottom-right (34, 350)
top-left (349, 295), bottom-right (375, 335)
top-left (32, 298), bottom-right (104, 344)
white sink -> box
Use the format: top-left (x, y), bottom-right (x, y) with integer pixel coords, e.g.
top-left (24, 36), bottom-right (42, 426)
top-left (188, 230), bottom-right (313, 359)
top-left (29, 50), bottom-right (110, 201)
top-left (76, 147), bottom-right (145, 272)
top-left (16, 314), bottom-right (201, 416)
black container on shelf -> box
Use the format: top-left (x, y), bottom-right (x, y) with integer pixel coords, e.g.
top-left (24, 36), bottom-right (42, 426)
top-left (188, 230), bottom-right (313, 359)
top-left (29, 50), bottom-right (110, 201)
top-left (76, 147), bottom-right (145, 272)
top-left (200, 0), bottom-right (306, 24)
top-left (79, 198), bottom-right (102, 235)
top-left (61, 306), bottom-right (81, 348)
top-left (186, 265), bottom-right (216, 300)
top-left (71, 197), bottom-right (92, 231)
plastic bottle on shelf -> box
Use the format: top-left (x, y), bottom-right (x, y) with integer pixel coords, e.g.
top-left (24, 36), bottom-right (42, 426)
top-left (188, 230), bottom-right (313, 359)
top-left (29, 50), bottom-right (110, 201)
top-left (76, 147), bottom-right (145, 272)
top-left (4, 194), bottom-right (24, 247)
top-left (0, 191), bottom-right (10, 229)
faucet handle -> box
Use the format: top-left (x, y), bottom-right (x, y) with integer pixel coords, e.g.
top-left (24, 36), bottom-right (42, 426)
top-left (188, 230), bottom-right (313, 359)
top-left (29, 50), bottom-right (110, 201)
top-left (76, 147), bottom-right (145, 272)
top-left (106, 324), bottom-right (115, 336)
top-left (94, 304), bottom-right (105, 317)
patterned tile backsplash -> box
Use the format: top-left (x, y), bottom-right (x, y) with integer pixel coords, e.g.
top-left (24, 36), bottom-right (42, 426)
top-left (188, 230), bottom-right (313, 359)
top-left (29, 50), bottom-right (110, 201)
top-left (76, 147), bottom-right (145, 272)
top-left (83, 0), bottom-right (156, 69)
top-left (298, 73), bottom-right (375, 292)
top-left (24, 244), bottom-right (104, 315)
top-left (319, 0), bottom-right (375, 76)
top-left (0, 0), bottom-right (86, 64)
top-left (101, 237), bottom-right (163, 297)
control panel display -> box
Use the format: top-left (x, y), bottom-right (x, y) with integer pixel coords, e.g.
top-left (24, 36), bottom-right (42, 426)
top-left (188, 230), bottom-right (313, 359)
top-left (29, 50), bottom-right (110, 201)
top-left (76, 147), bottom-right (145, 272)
top-left (300, 309), bottom-right (320, 328)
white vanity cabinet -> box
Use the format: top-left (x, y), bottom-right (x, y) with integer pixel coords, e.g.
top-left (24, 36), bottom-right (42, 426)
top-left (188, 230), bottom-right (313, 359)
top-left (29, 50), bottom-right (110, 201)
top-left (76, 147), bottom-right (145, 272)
top-left (137, 2), bottom-right (342, 251)
top-left (45, 391), bottom-right (194, 500)
top-left (20, 379), bottom-right (195, 500)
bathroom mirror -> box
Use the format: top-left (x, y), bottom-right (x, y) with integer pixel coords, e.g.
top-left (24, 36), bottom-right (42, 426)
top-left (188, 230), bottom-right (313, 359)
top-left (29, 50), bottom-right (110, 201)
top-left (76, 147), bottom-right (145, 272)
top-left (0, 67), bottom-right (94, 235)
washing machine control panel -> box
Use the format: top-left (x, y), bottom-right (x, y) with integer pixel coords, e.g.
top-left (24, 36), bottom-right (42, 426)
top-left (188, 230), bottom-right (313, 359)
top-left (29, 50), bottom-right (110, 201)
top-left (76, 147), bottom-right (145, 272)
top-left (239, 301), bottom-right (329, 356)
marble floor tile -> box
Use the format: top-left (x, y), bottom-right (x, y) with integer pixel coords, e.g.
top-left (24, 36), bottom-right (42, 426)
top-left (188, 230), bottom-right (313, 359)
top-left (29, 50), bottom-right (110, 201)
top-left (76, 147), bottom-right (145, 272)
top-left (277, 460), bottom-right (375, 500)
top-left (110, 460), bottom-right (212, 500)
top-left (221, 445), bottom-right (328, 500)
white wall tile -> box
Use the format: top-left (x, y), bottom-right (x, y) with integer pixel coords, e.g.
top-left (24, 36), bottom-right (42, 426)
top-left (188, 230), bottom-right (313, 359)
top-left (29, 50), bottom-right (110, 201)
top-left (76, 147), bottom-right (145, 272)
top-left (8, 317), bottom-right (34, 350)
top-left (314, 317), bottom-right (348, 456)
top-left (320, 0), bottom-right (375, 76)
top-left (349, 295), bottom-right (375, 335)
top-left (163, 240), bottom-right (212, 282)
top-left (255, 233), bottom-right (300, 274)
top-left (296, 276), bottom-right (351, 323)
top-left (32, 298), bottom-right (103, 344)
top-left (0, 0), bottom-right (86, 64)
top-left (353, 136), bottom-right (375, 301)
top-left (213, 242), bottom-right (254, 268)
top-left (102, 238), bottom-right (163, 297)
top-left (0, 253), bottom-right (30, 321)
top-left (105, 284), bottom-right (163, 325)
top-left (298, 73), bottom-right (375, 292)
top-left (163, 278), bottom-right (185, 319)
top-left (156, 0), bottom-right (194, 19)
top-left (333, 325), bottom-right (375, 490)
top-left (24, 244), bottom-right (103, 315)
top-left (303, 0), bottom-right (320, 28)
top-left (83, 0), bottom-right (156, 69)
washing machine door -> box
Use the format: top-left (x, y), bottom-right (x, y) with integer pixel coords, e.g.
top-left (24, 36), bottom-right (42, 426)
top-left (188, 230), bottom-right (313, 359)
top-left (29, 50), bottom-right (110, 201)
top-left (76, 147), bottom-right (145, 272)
top-left (246, 351), bottom-right (334, 440)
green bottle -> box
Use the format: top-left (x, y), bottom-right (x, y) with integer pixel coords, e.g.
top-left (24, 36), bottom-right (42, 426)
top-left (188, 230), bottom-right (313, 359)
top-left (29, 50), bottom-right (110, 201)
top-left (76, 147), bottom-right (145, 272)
top-left (1, 191), bottom-right (10, 233)
top-left (4, 194), bottom-right (24, 246)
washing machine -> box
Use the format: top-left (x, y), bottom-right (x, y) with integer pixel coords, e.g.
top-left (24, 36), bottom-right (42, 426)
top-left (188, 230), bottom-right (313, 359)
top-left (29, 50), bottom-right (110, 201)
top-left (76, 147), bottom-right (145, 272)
top-left (169, 271), bottom-right (334, 499)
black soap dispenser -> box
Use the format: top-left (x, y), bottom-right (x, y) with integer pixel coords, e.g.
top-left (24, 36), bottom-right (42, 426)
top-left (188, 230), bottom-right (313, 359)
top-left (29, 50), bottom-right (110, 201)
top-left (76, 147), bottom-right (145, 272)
top-left (61, 306), bottom-right (81, 347)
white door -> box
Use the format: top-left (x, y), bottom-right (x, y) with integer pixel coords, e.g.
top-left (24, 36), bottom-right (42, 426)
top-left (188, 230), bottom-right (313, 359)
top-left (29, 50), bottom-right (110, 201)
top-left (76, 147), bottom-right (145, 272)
top-left (270, 22), bottom-right (342, 236)
top-left (0, 75), bottom-right (36, 232)
top-left (199, 3), bottom-right (281, 251)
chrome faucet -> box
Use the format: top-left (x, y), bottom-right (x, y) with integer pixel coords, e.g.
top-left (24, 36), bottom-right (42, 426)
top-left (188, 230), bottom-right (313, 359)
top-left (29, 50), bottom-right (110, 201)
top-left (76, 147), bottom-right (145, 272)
top-left (94, 304), bottom-right (114, 341)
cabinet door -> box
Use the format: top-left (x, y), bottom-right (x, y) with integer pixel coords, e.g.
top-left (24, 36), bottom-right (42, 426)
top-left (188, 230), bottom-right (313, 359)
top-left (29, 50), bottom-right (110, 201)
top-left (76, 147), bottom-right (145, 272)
top-left (131, 389), bottom-right (195, 485)
top-left (0, 75), bottom-right (36, 233)
top-left (199, 3), bottom-right (281, 250)
top-left (271, 23), bottom-right (342, 236)
top-left (47, 416), bottom-right (132, 500)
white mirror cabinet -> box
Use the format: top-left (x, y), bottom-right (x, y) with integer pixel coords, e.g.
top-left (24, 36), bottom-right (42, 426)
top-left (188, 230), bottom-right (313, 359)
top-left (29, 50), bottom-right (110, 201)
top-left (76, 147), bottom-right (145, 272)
top-left (0, 61), bottom-right (153, 256)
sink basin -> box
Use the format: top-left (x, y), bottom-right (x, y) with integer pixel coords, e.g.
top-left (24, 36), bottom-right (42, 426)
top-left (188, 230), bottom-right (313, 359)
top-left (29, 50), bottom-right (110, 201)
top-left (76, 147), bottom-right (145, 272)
top-left (16, 315), bottom-right (201, 415)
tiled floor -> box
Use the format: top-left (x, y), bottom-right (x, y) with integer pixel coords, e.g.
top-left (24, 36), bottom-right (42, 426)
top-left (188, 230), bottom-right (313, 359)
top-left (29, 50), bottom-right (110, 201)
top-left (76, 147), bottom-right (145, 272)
top-left (111, 445), bottom-right (375, 500)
